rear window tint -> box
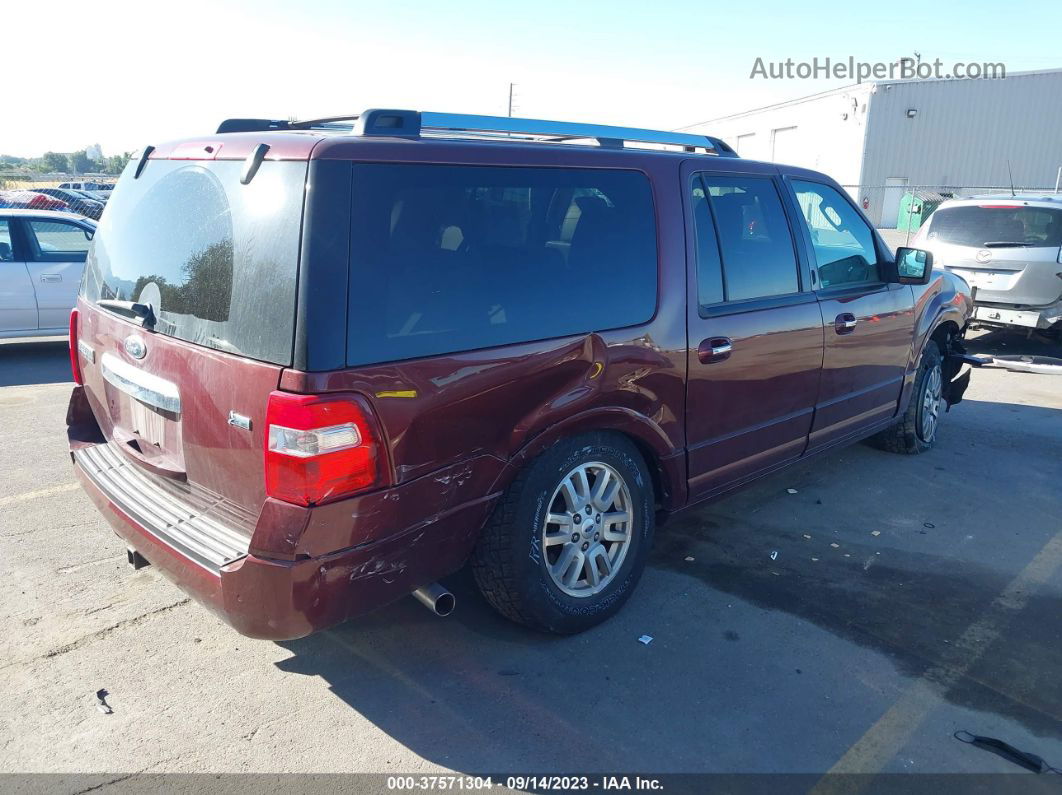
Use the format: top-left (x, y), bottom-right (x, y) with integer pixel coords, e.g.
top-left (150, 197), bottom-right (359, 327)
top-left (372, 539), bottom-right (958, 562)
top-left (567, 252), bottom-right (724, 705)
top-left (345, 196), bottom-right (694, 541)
top-left (927, 205), bottom-right (1062, 248)
top-left (82, 159), bottom-right (306, 365)
top-left (347, 164), bottom-right (657, 366)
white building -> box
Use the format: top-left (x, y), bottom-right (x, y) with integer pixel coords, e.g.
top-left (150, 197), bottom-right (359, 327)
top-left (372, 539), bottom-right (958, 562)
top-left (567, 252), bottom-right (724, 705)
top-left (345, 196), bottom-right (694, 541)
top-left (681, 68), bottom-right (1062, 227)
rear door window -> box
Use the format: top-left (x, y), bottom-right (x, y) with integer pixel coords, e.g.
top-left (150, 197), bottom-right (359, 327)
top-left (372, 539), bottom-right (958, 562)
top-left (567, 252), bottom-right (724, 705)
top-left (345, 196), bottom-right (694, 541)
top-left (82, 159), bottom-right (306, 365)
top-left (698, 174), bottom-right (800, 302)
top-left (347, 164), bottom-right (658, 366)
top-left (927, 205), bottom-right (1062, 248)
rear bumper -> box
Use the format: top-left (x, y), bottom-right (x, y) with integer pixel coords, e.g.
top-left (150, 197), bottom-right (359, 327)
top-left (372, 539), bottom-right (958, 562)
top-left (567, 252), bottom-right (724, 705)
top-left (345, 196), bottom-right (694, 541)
top-left (67, 378), bottom-right (497, 641)
top-left (73, 452), bottom-right (491, 640)
top-left (972, 301), bottom-right (1062, 330)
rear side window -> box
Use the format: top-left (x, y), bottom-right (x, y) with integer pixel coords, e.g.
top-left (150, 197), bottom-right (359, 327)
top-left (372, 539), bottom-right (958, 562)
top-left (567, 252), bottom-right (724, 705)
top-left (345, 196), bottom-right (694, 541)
top-left (26, 219), bottom-right (93, 262)
top-left (347, 164), bottom-right (657, 366)
top-left (927, 205), bottom-right (1062, 248)
top-left (699, 174), bottom-right (799, 301)
top-left (82, 159), bottom-right (306, 365)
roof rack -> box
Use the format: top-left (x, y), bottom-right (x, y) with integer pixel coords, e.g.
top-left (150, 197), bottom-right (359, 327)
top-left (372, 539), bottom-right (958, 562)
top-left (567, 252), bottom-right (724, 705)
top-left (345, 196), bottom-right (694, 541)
top-left (216, 109), bottom-right (739, 156)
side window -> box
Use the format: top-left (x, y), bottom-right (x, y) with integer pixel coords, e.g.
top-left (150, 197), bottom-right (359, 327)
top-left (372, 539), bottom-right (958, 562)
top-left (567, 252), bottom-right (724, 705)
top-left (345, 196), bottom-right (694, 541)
top-left (700, 174), bottom-right (800, 301)
top-left (26, 220), bottom-right (93, 262)
top-left (348, 164), bottom-right (658, 366)
top-left (0, 220), bottom-right (14, 261)
top-left (792, 180), bottom-right (879, 287)
top-left (690, 177), bottom-right (723, 308)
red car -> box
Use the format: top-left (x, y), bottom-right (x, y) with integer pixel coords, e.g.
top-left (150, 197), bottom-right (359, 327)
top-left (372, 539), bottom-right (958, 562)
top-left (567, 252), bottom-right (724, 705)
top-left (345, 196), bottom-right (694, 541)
top-left (0, 190), bottom-right (71, 212)
top-left (66, 109), bottom-right (974, 639)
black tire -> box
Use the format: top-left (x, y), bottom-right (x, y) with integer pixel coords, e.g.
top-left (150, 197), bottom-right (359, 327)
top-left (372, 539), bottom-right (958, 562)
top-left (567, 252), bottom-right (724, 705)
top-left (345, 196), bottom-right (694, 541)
top-left (869, 341), bottom-right (945, 455)
top-left (471, 432), bottom-right (655, 634)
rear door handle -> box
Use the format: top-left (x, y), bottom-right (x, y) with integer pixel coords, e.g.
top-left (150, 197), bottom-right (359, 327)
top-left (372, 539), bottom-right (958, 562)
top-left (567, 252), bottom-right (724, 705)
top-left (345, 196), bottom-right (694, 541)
top-left (834, 313), bottom-right (858, 335)
top-left (697, 336), bottom-right (733, 364)
top-left (40, 273), bottom-right (62, 283)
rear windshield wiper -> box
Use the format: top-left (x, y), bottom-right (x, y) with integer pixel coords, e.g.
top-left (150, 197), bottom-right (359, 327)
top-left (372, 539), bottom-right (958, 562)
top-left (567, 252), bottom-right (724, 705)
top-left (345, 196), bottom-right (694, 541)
top-left (96, 299), bottom-right (157, 329)
top-left (983, 241), bottom-right (1035, 248)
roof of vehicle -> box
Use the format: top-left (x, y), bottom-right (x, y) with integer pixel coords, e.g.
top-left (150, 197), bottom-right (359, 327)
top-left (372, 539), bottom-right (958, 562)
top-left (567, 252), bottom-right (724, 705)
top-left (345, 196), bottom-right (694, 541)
top-left (940, 194), bottom-right (1062, 207)
top-left (0, 208), bottom-right (97, 224)
top-left (149, 108), bottom-right (752, 165)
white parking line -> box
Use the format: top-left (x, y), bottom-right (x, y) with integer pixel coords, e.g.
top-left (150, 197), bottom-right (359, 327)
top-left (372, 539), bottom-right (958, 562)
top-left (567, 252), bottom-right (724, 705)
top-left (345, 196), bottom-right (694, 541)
top-left (0, 482), bottom-right (80, 507)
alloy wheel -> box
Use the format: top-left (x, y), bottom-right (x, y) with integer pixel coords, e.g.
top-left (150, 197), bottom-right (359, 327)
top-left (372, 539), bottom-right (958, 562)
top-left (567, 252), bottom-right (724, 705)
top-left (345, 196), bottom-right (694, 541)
top-left (541, 462), bottom-right (634, 597)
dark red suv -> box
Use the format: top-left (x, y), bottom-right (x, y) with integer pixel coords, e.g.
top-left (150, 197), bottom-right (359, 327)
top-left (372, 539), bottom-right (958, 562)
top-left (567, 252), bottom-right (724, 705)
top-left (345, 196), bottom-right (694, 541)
top-left (66, 109), bottom-right (974, 639)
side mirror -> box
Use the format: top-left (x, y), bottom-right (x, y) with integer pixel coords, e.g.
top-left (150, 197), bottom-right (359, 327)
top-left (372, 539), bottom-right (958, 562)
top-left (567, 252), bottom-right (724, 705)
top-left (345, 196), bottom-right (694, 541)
top-left (893, 247), bottom-right (933, 285)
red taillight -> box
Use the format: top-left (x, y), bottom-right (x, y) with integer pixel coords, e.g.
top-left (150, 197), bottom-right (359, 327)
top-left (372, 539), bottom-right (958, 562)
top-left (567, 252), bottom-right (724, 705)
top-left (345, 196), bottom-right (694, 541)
top-left (264, 391), bottom-right (379, 506)
top-left (69, 308), bottom-right (83, 385)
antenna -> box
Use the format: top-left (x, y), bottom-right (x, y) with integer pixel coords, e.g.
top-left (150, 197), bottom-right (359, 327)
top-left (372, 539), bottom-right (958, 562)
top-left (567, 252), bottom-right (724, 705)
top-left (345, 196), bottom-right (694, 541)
top-left (507, 83), bottom-right (517, 118)
top-left (1007, 160), bottom-right (1016, 197)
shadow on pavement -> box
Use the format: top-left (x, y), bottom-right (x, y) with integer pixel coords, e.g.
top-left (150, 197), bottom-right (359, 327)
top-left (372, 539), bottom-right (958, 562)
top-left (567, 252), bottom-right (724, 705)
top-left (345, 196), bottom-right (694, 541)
top-left (0, 340), bottom-right (72, 387)
top-left (274, 399), bottom-right (1062, 773)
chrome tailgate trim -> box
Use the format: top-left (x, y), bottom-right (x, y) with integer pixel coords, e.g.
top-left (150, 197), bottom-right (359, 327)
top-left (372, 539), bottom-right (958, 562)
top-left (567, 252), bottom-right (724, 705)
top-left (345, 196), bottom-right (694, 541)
top-left (75, 442), bottom-right (252, 572)
top-left (100, 353), bottom-right (181, 414)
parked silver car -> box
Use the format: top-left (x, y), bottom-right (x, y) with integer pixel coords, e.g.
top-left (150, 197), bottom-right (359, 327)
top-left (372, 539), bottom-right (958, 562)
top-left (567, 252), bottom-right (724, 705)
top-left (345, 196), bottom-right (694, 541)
top-left (0, 209), bottom-right (95, 338)
top-left (912, 195), bottom-right (1062, 335)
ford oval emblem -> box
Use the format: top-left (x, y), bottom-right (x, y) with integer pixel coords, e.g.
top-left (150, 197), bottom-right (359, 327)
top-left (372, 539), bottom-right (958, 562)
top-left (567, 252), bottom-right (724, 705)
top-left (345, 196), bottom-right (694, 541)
top-left (124, 335), bottom-right (147, 360)
top-left (975, 249), bottom-right (993, 264)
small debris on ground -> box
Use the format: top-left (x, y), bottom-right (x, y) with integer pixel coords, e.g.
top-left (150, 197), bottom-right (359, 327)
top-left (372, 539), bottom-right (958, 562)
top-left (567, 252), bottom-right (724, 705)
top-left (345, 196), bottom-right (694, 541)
top-left (95, 689), bottom-right (112, 715)
top-left (770, 550), bottom-right (778, 560)
top-left (923, 522), bottom-right (936, 529)
top-left (786, 488), bottom-right (799, 494)
top-left (830, 543), bottom-right (840, 548)
top-left (638, 635), bottom-right (654, 646)
top-left (871, 531), bottom-right (881, 537)
top-left (811, 557), bottom-right (819, 562)
top-left (684, 556), bottom-right (695, 562)
top-left (802, 534), bottom-right (812, 540)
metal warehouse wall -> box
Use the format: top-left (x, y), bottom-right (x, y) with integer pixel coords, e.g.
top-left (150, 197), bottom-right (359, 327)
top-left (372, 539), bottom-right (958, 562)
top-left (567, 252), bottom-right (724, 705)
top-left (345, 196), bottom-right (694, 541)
top-left (860, 70), bottom-right (1062, 216)
top-left (682, 84), bottom-right (874, 187)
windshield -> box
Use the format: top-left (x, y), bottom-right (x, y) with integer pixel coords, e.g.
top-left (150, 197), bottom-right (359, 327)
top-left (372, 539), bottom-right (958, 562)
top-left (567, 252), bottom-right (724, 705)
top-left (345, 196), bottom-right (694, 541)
top-left (927, 205), bottom-right (1062, 247)
top-left (82, 158), bottom-right (306, 365)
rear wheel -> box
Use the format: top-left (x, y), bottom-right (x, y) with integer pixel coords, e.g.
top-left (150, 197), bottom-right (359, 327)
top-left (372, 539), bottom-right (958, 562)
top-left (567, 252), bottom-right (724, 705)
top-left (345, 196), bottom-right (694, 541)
top-left (869, 341), bottom-right (945, 454)
top-left (471, 433), bottom-right (654, 634)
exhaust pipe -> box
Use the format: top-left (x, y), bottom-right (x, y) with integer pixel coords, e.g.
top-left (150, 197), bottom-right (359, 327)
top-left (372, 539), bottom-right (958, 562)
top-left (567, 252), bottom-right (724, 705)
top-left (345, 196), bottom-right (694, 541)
top-left (412, 583), bottom-right (455, 617)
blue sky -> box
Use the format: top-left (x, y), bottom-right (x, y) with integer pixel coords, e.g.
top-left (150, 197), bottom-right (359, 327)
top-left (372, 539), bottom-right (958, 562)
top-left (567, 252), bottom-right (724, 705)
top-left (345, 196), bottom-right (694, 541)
top-left (4, 0), bottom-right (1059, 157)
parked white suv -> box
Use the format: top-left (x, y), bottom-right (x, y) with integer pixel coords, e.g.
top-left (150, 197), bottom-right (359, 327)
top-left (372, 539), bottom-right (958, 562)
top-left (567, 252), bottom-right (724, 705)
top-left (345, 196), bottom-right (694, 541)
top-left (913, 195), bottom-right (1062, 336)
top-left (0, 209), bottom-right (95, 338)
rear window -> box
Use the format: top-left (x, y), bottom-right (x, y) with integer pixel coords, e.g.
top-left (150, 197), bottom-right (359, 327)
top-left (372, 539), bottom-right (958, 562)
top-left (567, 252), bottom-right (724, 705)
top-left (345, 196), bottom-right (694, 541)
top-left (347, 164), bottom-right (657, 366)
top-left (927, 205), bottom-right (1062, 248)
top-left (82, 159), bottom-right (306, 365)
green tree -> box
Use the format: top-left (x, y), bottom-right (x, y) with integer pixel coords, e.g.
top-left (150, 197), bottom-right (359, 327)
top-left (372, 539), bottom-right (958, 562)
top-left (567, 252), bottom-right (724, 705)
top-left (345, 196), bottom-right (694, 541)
top-left (104, 151), bottom-right (134, 175)
top-left (42, 151), bottom-right (69, 173)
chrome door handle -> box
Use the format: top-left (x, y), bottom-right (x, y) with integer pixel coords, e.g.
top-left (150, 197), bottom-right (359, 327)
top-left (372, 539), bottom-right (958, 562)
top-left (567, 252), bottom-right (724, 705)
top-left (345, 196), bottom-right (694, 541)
top-left (835, 313), bottom-right (857, 334)
top-left (40, 273), bottom-right (62, 282)
top-left (697, 337), bottom-right (733, 364)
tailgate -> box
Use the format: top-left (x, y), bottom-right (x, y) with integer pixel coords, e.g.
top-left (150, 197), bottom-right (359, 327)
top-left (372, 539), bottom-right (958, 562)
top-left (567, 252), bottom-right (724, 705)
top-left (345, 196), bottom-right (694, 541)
top-left (75, 153), bottom-right (307, 522)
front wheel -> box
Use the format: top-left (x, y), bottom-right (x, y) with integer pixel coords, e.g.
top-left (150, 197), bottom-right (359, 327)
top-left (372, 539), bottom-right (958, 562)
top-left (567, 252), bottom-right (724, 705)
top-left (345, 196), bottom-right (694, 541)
top-left (471, 433), bottom-right (655, 634)
top-left (869, 341), bottom-right (945, 454)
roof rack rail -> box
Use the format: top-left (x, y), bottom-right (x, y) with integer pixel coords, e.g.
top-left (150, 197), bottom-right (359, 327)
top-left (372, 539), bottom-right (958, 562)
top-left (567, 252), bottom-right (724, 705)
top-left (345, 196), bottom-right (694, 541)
top-left (216, 109), bottom-right (739, 156)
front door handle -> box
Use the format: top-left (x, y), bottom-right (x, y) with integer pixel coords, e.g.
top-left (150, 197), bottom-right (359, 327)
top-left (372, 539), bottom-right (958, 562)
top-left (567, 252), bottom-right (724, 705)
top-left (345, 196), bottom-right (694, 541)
top-left (697, 336), bottom-right (733, 364)
top-left (40, 273), bottom-right (62, 283)
top-left (834, 313), bottom-right (858, 335)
